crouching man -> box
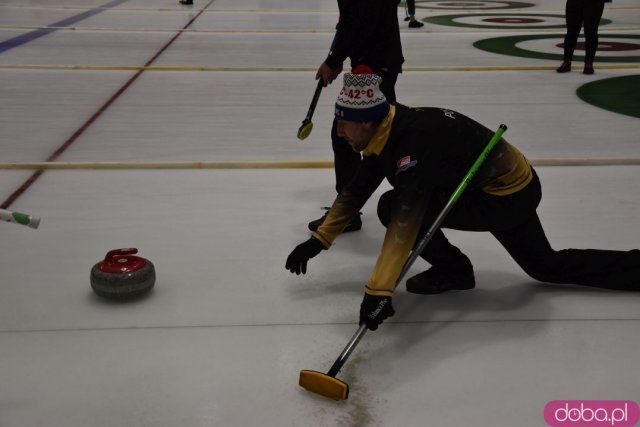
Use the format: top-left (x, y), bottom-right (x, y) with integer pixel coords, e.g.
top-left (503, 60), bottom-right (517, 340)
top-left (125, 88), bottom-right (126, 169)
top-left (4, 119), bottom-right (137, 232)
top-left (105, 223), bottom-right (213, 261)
top-left (286, 67), bottom-right (639, 331)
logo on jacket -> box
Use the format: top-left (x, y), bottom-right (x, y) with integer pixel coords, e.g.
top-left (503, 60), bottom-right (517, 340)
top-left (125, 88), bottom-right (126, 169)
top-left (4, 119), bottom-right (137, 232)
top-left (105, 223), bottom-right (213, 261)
top-left (441, 108), bottom-right (456, 119)
top-left (396, 155), bottom-right (417, 175)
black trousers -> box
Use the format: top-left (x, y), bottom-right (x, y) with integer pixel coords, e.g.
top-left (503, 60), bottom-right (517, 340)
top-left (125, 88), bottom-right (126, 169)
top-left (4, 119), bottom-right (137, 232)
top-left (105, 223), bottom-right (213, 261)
top-left (407, 0), bottom-right (416, 16)
top-left (563, 0), bottom-right (606, 63)
top-left (332, 68), bottom-right (398, 193)
top-left (377, 170), bottom-right (640, 290)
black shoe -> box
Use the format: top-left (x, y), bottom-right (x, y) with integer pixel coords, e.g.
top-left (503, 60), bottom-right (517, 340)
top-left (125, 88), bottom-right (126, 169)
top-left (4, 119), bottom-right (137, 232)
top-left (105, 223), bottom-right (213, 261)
top-left (308, 207), bottom-right (362, 233)
top-left (406, 255), bottom-right (475, 295)
top-left (408, 19), bottom-right (424, 28)
top-left (556, 61), bottom-right (571, 73)
top-left (179, 0), bottom-right (193, 4)
top-left (583, 62), bottom-right (594, 75)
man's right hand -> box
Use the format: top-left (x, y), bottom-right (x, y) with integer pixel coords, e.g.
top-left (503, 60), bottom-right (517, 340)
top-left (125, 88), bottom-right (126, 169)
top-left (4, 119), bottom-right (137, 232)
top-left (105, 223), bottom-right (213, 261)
top-left (316, 62), bottom-right (343, 87)
top-left (285, 237), bottom-right (325, 275)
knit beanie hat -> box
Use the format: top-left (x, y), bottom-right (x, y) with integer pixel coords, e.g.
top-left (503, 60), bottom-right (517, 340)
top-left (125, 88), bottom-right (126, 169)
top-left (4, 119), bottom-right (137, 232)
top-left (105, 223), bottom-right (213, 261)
top-left (335, 65), bottom-right (390, 123)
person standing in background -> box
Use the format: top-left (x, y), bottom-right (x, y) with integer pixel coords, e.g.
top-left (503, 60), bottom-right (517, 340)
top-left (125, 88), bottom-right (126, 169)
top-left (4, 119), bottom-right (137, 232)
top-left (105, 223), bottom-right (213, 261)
top-left (557, 0), bottom-right (612, 75)
top-left (309, 0), bottom-right (405, 234)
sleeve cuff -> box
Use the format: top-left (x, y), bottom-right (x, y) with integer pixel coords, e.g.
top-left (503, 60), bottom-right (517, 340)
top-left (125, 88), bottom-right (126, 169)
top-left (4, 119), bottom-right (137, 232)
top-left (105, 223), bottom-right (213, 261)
top-left (364, 286), bottom-right (394, 297)
top-left (312, 232), bottom-right (331, 249)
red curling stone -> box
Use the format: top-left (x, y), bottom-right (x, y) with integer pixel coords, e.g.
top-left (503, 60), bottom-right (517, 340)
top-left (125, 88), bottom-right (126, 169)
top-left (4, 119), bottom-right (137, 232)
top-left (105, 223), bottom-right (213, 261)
top-left (90, 248), bottom-right (156, 300)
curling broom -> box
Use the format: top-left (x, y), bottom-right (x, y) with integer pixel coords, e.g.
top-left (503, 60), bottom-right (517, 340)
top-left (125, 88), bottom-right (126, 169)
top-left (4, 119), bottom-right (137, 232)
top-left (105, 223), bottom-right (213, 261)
top-left (297, 79), bottom-right (324, 140)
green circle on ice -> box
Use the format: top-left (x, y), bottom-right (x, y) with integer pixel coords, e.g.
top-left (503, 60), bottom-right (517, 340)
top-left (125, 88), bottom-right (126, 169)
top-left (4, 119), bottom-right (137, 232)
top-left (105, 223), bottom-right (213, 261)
top-left (473, 34), bottom-right (640, 62)
top-left (577, 75), bottom-right (640, 119)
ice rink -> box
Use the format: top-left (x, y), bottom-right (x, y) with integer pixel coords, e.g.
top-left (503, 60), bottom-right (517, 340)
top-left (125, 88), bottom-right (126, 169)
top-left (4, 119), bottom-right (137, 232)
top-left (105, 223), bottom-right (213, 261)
top-left (0, 1), bottom-right (639, 426)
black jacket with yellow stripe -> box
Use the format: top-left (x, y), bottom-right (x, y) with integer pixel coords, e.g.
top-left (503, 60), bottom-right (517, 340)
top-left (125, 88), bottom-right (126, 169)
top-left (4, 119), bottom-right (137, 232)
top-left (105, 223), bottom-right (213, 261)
top-left (313, 104), bottom-right (532, 297)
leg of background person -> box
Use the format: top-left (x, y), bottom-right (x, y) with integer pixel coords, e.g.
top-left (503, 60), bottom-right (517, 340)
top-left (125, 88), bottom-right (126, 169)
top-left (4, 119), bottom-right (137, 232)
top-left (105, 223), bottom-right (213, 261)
top-left (373, 69), bottom-right (398, 104)
top-left (582, 0), bottom-right (606, 73)
top-left (405, 0), bottom-right (424, 28)
top-left (407, 0), bottom-right (415, 17)
top-left (558, 0), bottom-right (584, 71)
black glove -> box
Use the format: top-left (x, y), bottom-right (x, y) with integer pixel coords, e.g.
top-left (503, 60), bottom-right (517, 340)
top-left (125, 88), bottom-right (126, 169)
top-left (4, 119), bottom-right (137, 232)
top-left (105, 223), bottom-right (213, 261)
top-left (359, 294), bottom-right (395, 331)
top-left (285, 237), bottom-right (325, 275)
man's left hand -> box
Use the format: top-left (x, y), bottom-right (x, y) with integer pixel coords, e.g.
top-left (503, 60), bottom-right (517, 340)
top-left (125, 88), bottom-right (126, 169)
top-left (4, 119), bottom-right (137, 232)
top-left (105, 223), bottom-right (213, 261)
top-left (359, 294), bottom-right (395, 331)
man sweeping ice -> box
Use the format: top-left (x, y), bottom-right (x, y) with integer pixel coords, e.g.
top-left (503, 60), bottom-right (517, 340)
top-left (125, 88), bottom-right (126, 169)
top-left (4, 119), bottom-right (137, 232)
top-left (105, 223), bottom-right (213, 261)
top-left (286, 67), bottom-right (640, 332)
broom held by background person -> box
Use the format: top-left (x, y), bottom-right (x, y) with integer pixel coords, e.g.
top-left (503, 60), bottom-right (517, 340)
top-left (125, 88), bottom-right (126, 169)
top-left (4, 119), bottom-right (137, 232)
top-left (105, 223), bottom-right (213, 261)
top-left (286, 69), bottom-right (640, 331)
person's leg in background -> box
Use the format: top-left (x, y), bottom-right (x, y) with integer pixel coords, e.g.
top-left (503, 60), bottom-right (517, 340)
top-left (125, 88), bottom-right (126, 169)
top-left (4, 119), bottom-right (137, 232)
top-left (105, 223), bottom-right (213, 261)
top-left (581, 0), bottom-right (606, 74)
top-left (557, 0), bottom-right (584, 73)
top-left (405, 0), bottom-right (424, 28)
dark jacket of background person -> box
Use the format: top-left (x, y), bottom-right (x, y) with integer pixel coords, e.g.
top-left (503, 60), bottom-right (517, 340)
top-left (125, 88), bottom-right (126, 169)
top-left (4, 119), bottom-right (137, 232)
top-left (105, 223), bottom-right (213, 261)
top-left (325, 0), bottom-right (404, 73)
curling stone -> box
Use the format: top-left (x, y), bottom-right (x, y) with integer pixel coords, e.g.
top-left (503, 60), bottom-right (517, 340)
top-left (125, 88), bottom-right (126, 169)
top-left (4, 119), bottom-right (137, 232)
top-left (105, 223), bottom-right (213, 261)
top-left (90, 248), bottom-right (155, 300)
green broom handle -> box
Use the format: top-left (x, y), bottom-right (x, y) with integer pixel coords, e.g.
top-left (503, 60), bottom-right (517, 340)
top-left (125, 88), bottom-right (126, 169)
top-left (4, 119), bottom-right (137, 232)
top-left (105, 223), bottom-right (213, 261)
top-left (327, 124), bottom-right (507, 378)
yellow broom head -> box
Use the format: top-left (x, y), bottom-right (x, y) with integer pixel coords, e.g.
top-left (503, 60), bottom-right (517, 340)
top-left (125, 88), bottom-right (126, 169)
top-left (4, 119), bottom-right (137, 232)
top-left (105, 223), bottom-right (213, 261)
top-left (297, 120), bottom-right (313, 140)
top-left (299, 370), bottom-right (349, 400)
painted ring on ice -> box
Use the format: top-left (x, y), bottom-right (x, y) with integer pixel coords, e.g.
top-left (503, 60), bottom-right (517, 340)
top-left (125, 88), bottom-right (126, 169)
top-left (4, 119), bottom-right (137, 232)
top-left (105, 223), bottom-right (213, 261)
top-left (414, 0), bottom-right (535, 10)
top-left (577, 75), bottom-right (640, 119)
top-left (473, 34), bottom-right (640, 62)
top-left (424, 13), bottom-right (610, 29)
